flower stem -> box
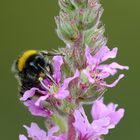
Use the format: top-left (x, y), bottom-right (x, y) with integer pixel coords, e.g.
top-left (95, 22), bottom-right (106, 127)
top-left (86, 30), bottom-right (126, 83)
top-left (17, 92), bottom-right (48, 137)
top-left (67, 113), bottom-right (76, 140)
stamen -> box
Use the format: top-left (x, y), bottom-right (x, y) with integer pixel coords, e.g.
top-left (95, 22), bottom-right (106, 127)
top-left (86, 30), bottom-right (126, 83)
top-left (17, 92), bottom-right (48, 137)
top-left (38, 77), bottom-right (51, 92)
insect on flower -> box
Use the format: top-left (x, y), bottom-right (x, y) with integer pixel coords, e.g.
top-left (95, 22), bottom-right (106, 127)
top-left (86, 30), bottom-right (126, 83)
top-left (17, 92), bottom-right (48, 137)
top-left (12, 50), bottom-right (63, 96)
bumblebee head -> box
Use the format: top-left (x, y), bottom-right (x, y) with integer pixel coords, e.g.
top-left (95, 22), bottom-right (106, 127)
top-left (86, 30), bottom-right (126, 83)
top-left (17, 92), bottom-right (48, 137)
top-left (13, 50), bottom-right (53, 81)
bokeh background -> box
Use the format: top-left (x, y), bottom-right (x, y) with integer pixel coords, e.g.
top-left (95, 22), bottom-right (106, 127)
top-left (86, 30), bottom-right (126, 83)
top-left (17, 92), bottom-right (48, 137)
top-left (0, 0), bottom-right (139, 139)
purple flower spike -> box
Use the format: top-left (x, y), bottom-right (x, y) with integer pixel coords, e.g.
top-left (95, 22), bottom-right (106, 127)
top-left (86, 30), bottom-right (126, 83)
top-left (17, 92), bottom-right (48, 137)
top-left (83, 46), bottom-right (129, 88)
top-left (15, 0), bottom-right (129, 139)
top-left (19, 122), bottom-right (66, 140)
top-left (73, 98), bottom-right (124, 140)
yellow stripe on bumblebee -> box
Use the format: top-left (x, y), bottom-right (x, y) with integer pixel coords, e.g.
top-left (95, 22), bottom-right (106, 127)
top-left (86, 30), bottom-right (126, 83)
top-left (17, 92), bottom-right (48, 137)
top-left (18, 50), bottom-right (37, 72)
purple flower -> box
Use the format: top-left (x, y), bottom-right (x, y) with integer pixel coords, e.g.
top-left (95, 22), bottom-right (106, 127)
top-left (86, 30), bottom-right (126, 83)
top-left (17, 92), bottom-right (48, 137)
top-left (81, 46), bottom-right (129, 88)
top-left (20, 88), bottom-right (52, 117)
top-left (19, 122), bottom-right (66, 140)
top-left (73, 98), bottom-right (124, 140)
top-left (20, 56), bottom-right (79, 117)
top-left (36, 62), bottom-right (79, 105)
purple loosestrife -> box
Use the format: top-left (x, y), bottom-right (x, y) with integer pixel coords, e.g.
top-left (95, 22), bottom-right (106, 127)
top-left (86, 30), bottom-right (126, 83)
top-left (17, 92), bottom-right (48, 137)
top-left (81, 46), bottom-right (129, 88)
top-left (20, 56), bottom-right (80, 117)
top-left (19, 123), bottom-right (66, 140)
top-left (73, 98), bottom-right (124, 140)
top-left (14, 0), bottom-right (129, 140)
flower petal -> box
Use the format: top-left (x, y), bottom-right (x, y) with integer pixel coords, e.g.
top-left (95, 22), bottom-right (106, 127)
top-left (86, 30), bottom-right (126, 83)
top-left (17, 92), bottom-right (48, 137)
top-left (91, 117), bottom-right (110, 134)
top-left (91, 98), bottom-right (125, 133)
top-left (94, 46), bottom-right (117, 63)
top-left (101, 74), bottom-right (125, 88)
top-left (91, 98), bottom-right (108, 120)
top-left (109, 109), bottom-right (125, 126)
top-left (53, 56), bottom-right (63, 83)
top-left (54, 70), bottom-right (79, 99)
top-left (22, 122), bottom-right (65, 140)
top-left (61, 69), bottom-right (80, 90)
top-left (95, 137), bottom-right (103, 140)
top-left (97, 62), bottom-right (129, 79)
top-left (85, 46), bottom-right (96, 66)
top-left (24, 123), bottom-right (47, 139)
top-left (20, 88), bottom-right (38, 101)
top-left (54, 90), bottom-right (69, 100)
top-left (85, 46), bottom-right (119, 67)
top-left (101, 47), bottom-right (118, 62)
top-left (19, 135), bottom-right (28, 140)
top-left (109, 62), bottom-right (129, 70)
top-left (24, 100), bottom-right (52, 118)
top-left (20, 88), bottom-right (46, 101)
top-left (35, 94), bottom-right (50, 106)
top-left (47, 126), bottom-right (59, 136)
top-left (73, 107), bottom-right (91, 138)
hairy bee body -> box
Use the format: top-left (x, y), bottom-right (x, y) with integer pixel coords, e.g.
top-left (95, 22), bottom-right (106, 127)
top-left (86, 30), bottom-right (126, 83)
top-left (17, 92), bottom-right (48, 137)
top-left (13, 50), bottom-right (54, 95)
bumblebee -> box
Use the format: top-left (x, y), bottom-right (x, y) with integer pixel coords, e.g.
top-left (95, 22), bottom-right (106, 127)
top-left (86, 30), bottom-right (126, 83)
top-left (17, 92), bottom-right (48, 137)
top-left (12, 50), bottom-right (61, 95)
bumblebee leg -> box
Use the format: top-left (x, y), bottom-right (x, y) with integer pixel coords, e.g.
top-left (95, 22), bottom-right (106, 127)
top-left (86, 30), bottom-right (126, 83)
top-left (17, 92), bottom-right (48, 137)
top-left (40, 51), bottom-right (65, 56)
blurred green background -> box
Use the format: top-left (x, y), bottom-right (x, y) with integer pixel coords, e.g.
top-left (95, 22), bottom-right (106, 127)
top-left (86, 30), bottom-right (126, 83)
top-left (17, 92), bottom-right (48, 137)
top-left (0, 0), bottom-right (139, 139)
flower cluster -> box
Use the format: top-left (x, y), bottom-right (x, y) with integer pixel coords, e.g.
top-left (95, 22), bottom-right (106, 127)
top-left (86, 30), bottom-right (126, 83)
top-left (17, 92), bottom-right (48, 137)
top-left (19, 99), bottom-right (124, 140)
top-left (81, 46), bottom-right (129, 88)
top-left (20, 56), bottom-right (80, 117)
top-left (73, 98), bottom-right (124, 140)
top-left (20, 45), bottom-right (128, 118)
top-left (14, 0), bottom-right (129, 140)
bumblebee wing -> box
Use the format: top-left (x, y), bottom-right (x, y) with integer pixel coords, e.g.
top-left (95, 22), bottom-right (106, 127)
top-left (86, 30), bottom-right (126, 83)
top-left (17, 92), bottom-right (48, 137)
top-left (11, 59), bottom-right (19, 73)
